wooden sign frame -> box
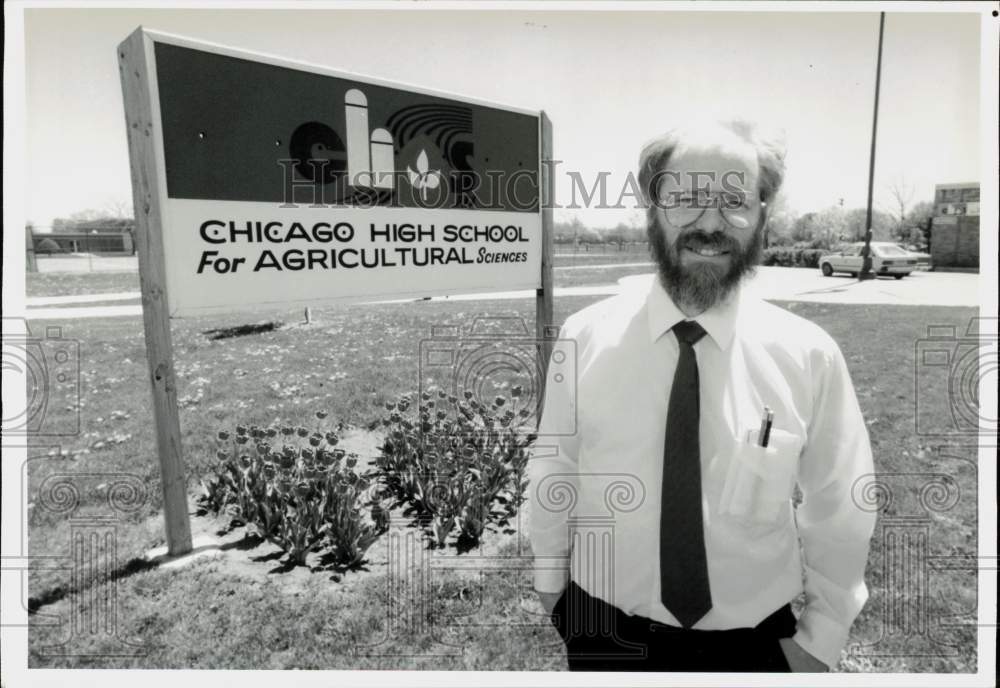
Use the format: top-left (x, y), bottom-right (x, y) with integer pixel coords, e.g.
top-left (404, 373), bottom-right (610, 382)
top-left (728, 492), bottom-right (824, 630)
top-left (118, 27), bottom-right (554, 556)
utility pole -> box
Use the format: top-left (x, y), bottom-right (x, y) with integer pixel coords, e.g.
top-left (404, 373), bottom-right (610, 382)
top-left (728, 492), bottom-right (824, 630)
top-left (860, 12), bottom-right (885, 281)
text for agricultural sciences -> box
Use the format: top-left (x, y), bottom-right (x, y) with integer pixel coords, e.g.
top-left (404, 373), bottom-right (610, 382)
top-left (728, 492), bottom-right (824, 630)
top-left (196, 220), bottom-right (531, 274)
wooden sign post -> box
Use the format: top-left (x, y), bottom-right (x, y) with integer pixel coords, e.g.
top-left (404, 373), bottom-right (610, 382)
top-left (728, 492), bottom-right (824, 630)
top-left (536, 113), bottom-right (555, 398)
top-left (117, 27), bottom-right (553, 557)
top-left (118, 29), bottom-right (192, 555)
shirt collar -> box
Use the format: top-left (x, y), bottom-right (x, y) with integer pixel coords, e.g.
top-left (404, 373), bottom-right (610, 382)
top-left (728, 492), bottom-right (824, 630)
top-left (645, 275), bottom-right (741, 350)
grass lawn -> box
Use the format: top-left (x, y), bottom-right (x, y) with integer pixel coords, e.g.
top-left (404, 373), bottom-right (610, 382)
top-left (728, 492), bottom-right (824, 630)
top-left (25, 270), bottom-right (139, 297)
top-left (19, 275), bottom-right (978, 671)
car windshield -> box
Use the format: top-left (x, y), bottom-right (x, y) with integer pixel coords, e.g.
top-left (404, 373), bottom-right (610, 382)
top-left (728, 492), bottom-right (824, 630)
top-left (875, 245), bottom-right (908, 257)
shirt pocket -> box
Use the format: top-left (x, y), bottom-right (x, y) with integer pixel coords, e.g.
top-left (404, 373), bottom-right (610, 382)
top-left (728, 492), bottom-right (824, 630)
top-left (718, 427), bottom-right (802, 525)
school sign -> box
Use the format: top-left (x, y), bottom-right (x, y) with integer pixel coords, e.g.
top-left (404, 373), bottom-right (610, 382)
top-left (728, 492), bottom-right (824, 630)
top-left (119, 28), bottom-right (553, 554)
top-left (128, 32), bottom-right (543, 316)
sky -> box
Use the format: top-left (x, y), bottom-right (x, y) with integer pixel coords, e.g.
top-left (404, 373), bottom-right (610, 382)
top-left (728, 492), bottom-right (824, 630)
top-left (18, 6), bottom-right (983, 229)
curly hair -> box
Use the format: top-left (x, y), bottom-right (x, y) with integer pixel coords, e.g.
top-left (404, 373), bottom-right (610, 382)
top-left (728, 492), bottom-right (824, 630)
top-left (637, 119), bottom-right (788, 212)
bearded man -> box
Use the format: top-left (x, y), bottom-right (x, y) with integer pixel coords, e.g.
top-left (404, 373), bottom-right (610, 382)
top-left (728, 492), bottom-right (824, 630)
top-left (528, 120), bottom-right (876, 672)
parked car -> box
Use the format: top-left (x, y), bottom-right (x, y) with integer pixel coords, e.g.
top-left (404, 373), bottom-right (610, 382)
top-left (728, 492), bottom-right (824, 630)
top-left (902, 246), bottom-right (933, 271)
top-left (819, 242), bottom-right (918, 279)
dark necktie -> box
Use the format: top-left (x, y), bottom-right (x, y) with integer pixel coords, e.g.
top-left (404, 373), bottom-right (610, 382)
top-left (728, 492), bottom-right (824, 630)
top-left (659, 319), bottom-right (712, 628)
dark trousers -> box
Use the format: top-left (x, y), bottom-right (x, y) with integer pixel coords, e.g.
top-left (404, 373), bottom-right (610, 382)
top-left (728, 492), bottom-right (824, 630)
top-left (549, 579), bottom-right (796, 672)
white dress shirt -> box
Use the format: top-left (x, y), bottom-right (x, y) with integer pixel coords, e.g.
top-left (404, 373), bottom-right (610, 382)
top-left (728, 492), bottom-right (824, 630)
top-left (528, 274), bottom-right (876, 669)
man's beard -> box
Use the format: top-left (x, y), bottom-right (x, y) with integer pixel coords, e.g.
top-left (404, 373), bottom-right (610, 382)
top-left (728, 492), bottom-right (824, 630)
top-left (648, 219), bottom-right (763, 313)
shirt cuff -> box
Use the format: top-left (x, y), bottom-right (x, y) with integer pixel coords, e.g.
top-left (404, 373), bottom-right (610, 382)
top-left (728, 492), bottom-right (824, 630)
top-left (533, 557), bottom-right (570, 594)
top-left (792, 607), bottom-right (851, 670)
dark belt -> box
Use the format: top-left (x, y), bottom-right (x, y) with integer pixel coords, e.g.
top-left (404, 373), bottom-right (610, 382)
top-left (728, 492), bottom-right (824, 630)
top-left (562, 578), bottom-right (797, 640)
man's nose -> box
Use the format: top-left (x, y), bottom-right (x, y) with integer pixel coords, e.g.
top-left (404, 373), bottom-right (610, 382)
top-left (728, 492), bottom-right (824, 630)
top-left (694, 203), bottom-right (726, 233)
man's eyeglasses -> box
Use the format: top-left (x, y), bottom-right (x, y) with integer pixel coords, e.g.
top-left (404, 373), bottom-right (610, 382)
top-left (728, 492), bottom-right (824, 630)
top-left (656, 189), bottom-right (765, 230)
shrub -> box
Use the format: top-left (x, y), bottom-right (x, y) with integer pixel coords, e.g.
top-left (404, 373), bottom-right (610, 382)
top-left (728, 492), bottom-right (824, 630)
top-left (762, 247), bottom-right (824, 269)
top-left (374, 387), bottom-right (534, 547)
top-left (797, 248), bottom-right (823, 268)
top-left (762, 247), bottom-right (791, 267)
top-left (198, 414), bottom-right (389, 567)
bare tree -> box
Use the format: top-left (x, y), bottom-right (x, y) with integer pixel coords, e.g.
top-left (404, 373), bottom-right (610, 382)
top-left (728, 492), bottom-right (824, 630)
top-left (103, 197), bottom-right (135, 219)
top-left (885, 174), bottom-right (915, 240)
top-left (764, 191), bottom-right (798, 247)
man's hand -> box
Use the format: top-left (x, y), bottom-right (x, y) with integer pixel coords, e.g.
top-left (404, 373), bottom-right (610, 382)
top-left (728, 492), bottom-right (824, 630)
top-left (537, 590), bottom-right (563, 616)
top-left (778, 638), bottom-right (829, 672)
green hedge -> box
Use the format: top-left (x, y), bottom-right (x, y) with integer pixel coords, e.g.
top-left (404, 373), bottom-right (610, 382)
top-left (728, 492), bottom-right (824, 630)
top-left (761, 247), bottom-right (824, 268)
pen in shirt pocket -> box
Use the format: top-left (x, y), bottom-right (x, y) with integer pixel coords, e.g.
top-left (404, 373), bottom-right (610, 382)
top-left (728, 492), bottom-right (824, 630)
top-left (757, 406), bottom-right (774, 447)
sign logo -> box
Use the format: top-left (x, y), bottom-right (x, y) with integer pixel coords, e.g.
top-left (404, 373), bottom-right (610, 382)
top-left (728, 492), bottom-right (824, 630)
top-left (288, 89), bottom-right (479, 207)
top-left (407, 150), bottom-right (442, 202)
top-left (289, 88), bottom-right (395, 195)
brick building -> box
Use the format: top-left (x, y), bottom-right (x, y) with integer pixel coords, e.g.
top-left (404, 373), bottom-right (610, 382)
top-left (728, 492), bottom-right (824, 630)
top-left (931, 183), bottom-right (979, 268)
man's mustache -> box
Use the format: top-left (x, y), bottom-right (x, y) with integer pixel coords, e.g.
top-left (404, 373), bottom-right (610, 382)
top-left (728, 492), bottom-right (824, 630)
top-left (678, 230), bottom-right (741, 252)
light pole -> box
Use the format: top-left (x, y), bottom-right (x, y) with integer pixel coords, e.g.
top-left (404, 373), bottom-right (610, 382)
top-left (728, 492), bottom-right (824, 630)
top-left (859, 12), bottom-right (885, 281)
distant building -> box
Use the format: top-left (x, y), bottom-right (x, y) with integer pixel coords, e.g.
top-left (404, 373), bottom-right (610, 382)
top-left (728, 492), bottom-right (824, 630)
top-left (933, 182), bottom-right (979, 217)
top-left (31, 230), bottom-right (134, 256)
top-left (931, 183), bottom-right (979, 269)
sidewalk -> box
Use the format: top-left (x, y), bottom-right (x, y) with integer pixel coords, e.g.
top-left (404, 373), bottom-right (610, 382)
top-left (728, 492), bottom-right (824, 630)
top-left (27, 292), bottom-right (141, 307)
top-left (35, 255), bottom-right (139, 273)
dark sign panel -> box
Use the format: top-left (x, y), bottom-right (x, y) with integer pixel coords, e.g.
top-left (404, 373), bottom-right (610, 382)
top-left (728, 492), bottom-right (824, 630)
top-left (154, 42), bottom-right (540, 212)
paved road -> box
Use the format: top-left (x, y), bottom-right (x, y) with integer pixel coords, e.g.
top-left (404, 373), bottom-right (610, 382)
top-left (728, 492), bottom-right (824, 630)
top-left (24, 266), bottom-right (978, 319)
top-left (556, 261), bottom-right (653, 271)
top-left (427, 267), bottom-right (978, 307)
top-left (27, 292), bottom-right (140, 306)
top-left (718, 267), bottom-right (976, 307)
